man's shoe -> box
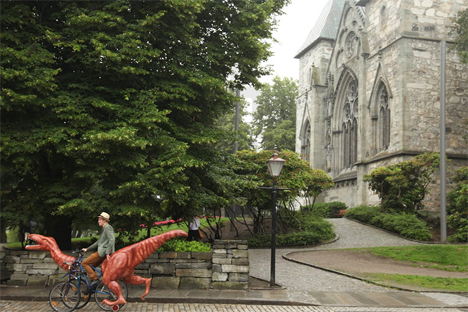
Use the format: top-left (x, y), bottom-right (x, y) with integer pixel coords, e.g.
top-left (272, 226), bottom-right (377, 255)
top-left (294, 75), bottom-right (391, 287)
top-left (90, 280), bottom-right (100, 290)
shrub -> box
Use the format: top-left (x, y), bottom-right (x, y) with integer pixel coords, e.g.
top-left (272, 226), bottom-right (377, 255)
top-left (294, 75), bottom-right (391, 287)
top-left (346, 205), bottom-right (433, 241)
top-left (371, 213), bottom-right (433, 241)
top-left (363, 152), bottom-right (440, 213)
top-left (344, 205), bottom-right (380, 223)
top-left (157, 237), bottom-right (211, 252)
top-left (447, 167), bottom-right (468, 242)
top-left (302, 201), bottom-right (347, 218)
top-left (247, 218), bottom-right (334, 247)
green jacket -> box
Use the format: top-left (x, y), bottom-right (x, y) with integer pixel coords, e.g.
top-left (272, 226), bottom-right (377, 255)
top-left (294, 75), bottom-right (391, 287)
top-left (87, 223), bottom-right (115, 257)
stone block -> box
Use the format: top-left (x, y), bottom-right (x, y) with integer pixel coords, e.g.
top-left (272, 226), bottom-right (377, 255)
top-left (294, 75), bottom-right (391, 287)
top-left (213, 249), bottom-right (226, 254)
top-left (176, 268), bottom-right (211, 278)
top-left (212, 258), bottom-right (231, 265)
top-left (179, 277), bottom-right (211, 289)
top-left (47, 274), bottom-right (64, 286)
top-left (212, 264), bottom-right (222, 273)
top-left (7, 263), bottom-right (29, 272)
top-left (210, 281), bottom-right (248, 290)
top-left (228, 273), bottom-right (249, 282)
top-left (176, 262), bottom-right (211, 270)
top-left (211, 272), bottom-right (228, 282)
top-left (28, 251), bottom-right (47, 259)
top-left (191, 252), bottom-right (212, 260)
top-left (9, 273), bottom-right (28, 281)
top-left (150, 263), bottom-right (175, 276)
top-left (159, 252), bottom-right (177, 259)
top-left (237, 244), bottom-right (248, 250)
top-left (33, 263), bottom-right (60, 270)
top-left (151, 276), bottom-right (180, 289)
top-left (232, 258), bottom-right (249, 266)
top-left (8, 251), bottom-right (28, 256)
top-left (26, 269), bottom-right (57, 275)
top-left (7, 279), bottom-right (27, 286)
top-left (3, 256), bottom-right (20, 264)
top-left (136, 263), bottom-right (150, 270)
top-left (27, 275), bottom-right (49, 287)
top-left (232, 250), bottom-right (248, 258)
top-left (177, 252), bottom-right (192, 259)
top-left (221, 265), bottom-right (249, 273)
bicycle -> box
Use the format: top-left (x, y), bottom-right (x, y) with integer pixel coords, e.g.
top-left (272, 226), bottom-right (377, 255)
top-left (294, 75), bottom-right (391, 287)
top-left (49, 249), bottom-right (128, 312)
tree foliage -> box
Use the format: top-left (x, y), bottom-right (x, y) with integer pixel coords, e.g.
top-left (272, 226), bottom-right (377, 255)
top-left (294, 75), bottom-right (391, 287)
top-left (252, 76), bottom-right (298, 151)
top-left (363, 152), bottom-right (440, 213)
top-left (0, 0), bottom-right (288, 247)
top-left (230, 149), bottom-right (333, 234)
top-left (214, 95), bottom-right (254, 154)
top-left (447, 166), bottom-right (468, 242)
top-left (453, 8), bottom-right (468, 64)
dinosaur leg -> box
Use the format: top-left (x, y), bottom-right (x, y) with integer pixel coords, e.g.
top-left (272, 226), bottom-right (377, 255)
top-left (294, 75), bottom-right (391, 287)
top-left (124, 275), bottom-right (152, 301)
top-left (101, 280), bottom-right (127, 307)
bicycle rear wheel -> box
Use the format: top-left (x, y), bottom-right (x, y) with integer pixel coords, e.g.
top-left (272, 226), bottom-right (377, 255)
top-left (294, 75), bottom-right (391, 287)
top-left (94, 280), bottom-right (128, 311)
top-left (49, 281), bottom-right (81, 312)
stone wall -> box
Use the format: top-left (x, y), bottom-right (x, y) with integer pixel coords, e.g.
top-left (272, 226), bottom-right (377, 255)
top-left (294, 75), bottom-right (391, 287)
top-left (0, 239), bottom-right (249, 290)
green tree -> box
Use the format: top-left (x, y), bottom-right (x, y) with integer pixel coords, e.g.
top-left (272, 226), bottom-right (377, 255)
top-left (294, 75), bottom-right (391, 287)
top-left (252, 76), bottom-right (298, 151)
top-left (214, 95), bottom-right (254, 154)
top-left (231, 150), bottom-right (333, 234)
top-left (0, 0), bottom-right (288, 247)
top-left (363, 153), bottom-right (440, 213)
top-left (453, 9), bottom-right (468, 63)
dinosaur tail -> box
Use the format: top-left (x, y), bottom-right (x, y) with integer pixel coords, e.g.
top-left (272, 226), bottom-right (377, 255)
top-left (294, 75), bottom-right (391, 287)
top-left (124, 229), bottom-right (188, 262)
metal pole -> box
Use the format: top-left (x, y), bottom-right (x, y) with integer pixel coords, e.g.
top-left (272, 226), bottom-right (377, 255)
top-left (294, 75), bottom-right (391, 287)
top-left (230, 89), bottom-right (241, 230)
top-left (440, 40), bottom-right (447, 243)
top-left (270, 180), bottom-right (277, 287)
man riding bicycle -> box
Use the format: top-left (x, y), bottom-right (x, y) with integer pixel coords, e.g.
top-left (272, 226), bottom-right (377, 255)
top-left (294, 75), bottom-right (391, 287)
top-left (81, 212), bottom-right (115, 291)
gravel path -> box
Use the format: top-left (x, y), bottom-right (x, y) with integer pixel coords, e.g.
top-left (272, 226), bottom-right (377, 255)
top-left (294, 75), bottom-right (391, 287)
top-left (248, 218), bottom-right (468, 305)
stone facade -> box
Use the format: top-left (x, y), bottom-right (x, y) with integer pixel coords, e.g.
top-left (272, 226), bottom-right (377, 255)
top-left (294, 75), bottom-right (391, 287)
top-left (0, 240), bottom-right (249, 290)
top-left (295, 0), bottom-right (468, 211)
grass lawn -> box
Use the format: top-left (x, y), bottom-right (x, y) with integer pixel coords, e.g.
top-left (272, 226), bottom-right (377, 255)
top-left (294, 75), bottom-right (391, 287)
top-left (366, 245), bottom-right (468, 272)
top-left (359, 245), bottom-right (468, 292)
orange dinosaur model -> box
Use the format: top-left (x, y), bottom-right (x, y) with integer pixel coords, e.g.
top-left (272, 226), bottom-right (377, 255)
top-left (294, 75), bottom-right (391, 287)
top-left (26, 230), bottom-right (188, 306)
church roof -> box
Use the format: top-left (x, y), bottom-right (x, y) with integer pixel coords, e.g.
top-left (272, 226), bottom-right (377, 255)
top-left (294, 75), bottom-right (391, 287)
top-left (294, 0), bottom-right (346, 58)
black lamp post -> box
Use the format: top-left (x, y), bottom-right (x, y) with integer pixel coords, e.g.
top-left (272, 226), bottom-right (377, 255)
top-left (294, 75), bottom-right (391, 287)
top-left (266, 151), bottom-right (285, 287)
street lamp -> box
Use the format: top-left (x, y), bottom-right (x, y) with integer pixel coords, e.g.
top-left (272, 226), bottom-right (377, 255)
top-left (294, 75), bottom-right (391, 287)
top-left (267, 151), bottom-right (285, 287)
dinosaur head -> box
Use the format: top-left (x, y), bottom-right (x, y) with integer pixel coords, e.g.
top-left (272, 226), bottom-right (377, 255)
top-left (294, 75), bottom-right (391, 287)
top-left (25, 234), bottom-right (59, 252)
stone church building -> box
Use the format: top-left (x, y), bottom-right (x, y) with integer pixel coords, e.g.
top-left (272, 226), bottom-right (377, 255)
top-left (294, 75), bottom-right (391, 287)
top-left (295, 0), bottom-right (467, 212)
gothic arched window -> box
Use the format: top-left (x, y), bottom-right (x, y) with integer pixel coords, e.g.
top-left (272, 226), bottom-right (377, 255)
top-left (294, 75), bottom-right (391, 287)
top-left (378, 84), bottom-right (390, 151)
top-left (301, 121), bottom-right (311, 162)
top-left (341, 80), bottom-right (358, 170)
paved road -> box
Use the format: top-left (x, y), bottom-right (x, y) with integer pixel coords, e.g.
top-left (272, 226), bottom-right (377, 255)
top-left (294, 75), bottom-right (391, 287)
top-left (1, 301), bottom-right (466, 312)
top-left (248, 218), bottom-right (468, 306)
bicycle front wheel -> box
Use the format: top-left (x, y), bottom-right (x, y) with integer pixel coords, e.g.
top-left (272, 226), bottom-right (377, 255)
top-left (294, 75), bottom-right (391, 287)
top-left (75, 278), bottom-right (91, 309)
top-left (49, 281), bottom-right (81, 312)
top-left (94, 280), bottom-right (128, 311)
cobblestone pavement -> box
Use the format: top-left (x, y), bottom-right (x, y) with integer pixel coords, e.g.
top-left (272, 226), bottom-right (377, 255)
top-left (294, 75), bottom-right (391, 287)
top-left (1, 301), bottom-right (467, 312)
top-left (248, 218), bottom-right (468, 306)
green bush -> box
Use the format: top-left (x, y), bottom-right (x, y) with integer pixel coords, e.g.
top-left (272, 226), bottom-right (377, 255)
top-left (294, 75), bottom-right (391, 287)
top-left (344, 205), bottom-right (380, 223)
top-left (345, 205), bottom-right (433, 241)
top-left (157, 237), bottom-right (211, 252)
top-left (301, 201), bottom-right (347, 218)
top-left (248, 218), bottom-right (334, 247)
top-left (363, 152), bottom-right (440, 213)
top-left (371, 213), bottom-right (433, 241)
top-left (447, 167), bottom-right (468, 242)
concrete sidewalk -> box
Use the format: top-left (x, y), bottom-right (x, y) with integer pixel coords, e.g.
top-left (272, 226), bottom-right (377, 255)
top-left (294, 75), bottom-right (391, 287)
top-left (1, 283), bottom-right (468, 309)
